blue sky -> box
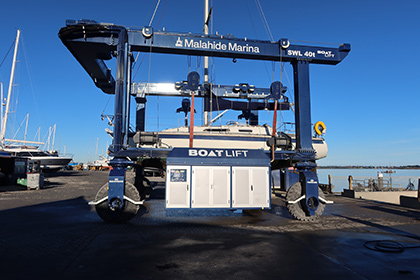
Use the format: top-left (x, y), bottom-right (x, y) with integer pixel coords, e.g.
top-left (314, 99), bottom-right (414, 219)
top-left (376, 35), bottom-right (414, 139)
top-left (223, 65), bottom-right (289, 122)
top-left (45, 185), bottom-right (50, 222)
top-left (1, 0), bottom-right (419, 166)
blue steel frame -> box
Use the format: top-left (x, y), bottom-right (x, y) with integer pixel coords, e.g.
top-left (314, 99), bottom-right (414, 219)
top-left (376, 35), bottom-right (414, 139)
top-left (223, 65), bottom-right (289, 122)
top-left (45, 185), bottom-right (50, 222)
top-left (59, 20), bottom-right (350, 217)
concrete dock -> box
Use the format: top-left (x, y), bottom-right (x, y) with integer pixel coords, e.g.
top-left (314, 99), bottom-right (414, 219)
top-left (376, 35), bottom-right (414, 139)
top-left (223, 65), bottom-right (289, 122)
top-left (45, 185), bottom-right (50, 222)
top-left (1, 170), bottom-right (419, 280)
top-left (343, 189), bottom-right (419, 205)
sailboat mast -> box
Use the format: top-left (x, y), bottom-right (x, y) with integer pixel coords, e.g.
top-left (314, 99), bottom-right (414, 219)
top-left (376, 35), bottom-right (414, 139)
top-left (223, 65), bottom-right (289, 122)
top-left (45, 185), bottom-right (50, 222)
top-left (46, 126), bottom-right (52, 150)
top-left (1, 29), bottom-right (21, 145)
top-left (24, 113), bottom-right (29, 142)
top-left (203, 0), bottom-right (210, 125)
top-left (51, 124), bottom-right (56, 151)
top-left (95, 136), bottom-right (99, 161)
top-left (1, 83), bottom-right (3, 131)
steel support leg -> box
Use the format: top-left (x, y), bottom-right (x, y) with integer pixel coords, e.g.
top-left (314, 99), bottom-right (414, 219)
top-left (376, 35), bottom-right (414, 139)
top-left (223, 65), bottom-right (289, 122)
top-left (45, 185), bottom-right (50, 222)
top-left (299, 168), bottom-right (319, 216)
top-left (108, 28), bottom-right (130, 208)
top-left (292, 60), bottom-right (319, 216)
top-left (112, 28), bottom-right (128, 153)
top-left (107, 167), bottom-right (126, 211)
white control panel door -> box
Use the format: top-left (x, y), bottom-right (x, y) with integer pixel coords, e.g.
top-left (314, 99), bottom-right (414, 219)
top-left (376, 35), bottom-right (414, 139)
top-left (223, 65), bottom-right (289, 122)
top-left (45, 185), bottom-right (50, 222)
top-left (192, 166), bottom-right (230, 208)
top-left (166, 166), bottom-right (191, 208)
top-left (232, 167), bottom-right (270, 208)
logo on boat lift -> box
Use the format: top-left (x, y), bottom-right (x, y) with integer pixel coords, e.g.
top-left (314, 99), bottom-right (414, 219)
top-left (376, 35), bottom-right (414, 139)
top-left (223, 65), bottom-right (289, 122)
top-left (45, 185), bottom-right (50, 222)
top-left (188, 149), bottom-right (249, 158)
top-left (307, 179), bottom-right (318, 184)
top-left (175, 37), bottom-right (260, 53)
top-left (109, 177), bottom-right (124, 186)
top-left (175, 37), bottom-right (183, 47)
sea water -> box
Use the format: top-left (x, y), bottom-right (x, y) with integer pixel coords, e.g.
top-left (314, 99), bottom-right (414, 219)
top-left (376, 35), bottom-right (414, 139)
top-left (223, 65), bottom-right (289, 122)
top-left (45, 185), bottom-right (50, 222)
top-left (272, 169), bottom-right (420, 193)
top-left (317, 169), bottom-right (420, 192)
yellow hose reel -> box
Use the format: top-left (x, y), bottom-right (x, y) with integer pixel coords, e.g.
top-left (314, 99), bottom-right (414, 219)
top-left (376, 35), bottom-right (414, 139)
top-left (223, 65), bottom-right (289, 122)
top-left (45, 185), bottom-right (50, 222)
top-left (314, 121), bottom-right (326, 136)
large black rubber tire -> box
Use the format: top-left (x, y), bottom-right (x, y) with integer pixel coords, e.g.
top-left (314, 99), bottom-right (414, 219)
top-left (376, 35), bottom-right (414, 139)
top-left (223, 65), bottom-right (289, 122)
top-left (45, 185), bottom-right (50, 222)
top-left (286, 182), bottom-right (325, 221)
top-left (126, 169), bottom-right (153, 200)
top-left (139, 177), bottom-right (152, 200)
top-left (95, 182), bottom-right (140, 223)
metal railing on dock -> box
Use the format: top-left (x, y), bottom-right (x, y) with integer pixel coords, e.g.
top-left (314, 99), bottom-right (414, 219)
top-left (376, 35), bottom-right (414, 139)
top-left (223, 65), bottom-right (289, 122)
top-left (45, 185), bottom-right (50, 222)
top-left (330, 176), bottom-right (419, 192)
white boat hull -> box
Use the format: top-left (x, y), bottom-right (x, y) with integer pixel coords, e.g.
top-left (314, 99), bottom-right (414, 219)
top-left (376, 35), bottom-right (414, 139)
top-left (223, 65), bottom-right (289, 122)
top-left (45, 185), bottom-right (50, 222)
top-left (32, 156), bottom-right (73, 172)
top-left (1, 147), bottom-right (73, 172)
top-left (142, 124), bottom-right (328, 160)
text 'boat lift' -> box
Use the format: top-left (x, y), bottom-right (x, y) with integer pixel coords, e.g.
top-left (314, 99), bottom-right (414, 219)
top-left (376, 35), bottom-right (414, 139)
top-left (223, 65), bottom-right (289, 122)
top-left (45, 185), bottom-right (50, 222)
top-left (59, 19), bottom-right (350, 223)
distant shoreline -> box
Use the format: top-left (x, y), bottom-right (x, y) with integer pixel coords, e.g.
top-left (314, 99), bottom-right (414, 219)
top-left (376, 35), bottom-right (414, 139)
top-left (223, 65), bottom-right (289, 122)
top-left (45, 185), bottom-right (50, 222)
top-left (317, 166), bottom-right (420, 170)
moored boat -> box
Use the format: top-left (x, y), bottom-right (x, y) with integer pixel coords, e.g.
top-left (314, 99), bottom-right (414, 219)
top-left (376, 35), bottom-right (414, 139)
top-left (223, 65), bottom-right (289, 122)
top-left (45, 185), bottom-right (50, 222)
top-left (2, 146), bottom-right (72, 172)
top-left (0, 30), bottom-right (73, 172)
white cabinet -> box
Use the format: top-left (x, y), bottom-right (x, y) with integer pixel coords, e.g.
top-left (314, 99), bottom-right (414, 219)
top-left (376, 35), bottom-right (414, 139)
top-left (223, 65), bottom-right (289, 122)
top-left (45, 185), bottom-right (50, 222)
top-left (166, 165), bottom-right (190, 208)
top-left (192, 166), bottom-right (230, 208)
top-left (166, 148), bottom-right (271, 209)
top-left (166, 164), bottom-right (270, 209)
top-left (232, 167), bottom-right (270, 208)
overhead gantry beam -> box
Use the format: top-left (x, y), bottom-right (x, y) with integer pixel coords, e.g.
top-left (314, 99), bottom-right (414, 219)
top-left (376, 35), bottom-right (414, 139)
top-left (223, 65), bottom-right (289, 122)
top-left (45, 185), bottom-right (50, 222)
top-left (59, 20), bottom-right (350, 95)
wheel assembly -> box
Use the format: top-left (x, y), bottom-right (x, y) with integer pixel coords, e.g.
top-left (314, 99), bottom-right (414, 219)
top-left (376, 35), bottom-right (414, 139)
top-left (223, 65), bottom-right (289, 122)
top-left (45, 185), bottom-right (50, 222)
top-left (94, 182), bottom-right (141, 223)
top-left (126, 167), bottom-right (153, 200)
top-left (286, 182), bottom-right (325, 221)
top-left (138, 177), bottom-right (153, 200)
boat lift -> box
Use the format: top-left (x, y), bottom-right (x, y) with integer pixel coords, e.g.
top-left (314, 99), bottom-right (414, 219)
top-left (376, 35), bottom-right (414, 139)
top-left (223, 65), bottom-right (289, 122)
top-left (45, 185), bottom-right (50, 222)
top-left (59, 20), bottom-right (350, 222)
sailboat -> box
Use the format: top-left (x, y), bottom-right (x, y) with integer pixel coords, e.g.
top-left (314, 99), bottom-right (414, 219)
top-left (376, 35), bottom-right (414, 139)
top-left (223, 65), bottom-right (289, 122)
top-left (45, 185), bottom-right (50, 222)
top-left (140, 122), bottom-right (327, 160)
top-left (132, 1), bottom-right (328, 162)
top-left (0, 30), bottom-right (72, 172)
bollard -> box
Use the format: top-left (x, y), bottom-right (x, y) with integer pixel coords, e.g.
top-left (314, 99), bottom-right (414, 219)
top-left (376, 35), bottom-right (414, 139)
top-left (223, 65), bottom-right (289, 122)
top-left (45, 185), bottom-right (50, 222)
top-left (348, 175), bottom-right (353, 190)
top-left (328, 174), bottom-right (332, 193)
top-left (418, 178), bottom-right (420, 202)
top-left (378, 173), bottom-right (384, 190)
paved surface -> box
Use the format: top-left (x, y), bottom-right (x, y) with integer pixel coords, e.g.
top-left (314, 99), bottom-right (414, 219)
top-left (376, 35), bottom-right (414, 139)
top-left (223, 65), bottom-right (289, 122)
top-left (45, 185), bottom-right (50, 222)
top-left (1, 170), bottom-right (420, 280)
